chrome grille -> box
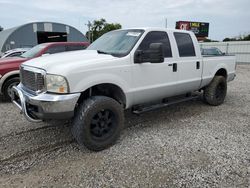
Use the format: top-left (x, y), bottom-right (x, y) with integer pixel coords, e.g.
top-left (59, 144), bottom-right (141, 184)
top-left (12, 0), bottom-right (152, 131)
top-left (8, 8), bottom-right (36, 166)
top-left (20, 66), bottom-right (45, 92)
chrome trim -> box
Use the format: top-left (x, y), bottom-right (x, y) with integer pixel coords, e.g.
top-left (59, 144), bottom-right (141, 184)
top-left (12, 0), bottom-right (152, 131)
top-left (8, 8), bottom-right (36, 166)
top-left (12, 85), bottom-right (42, 123)
top-left (12, 84), bottom-right (80, 123)
top-left (20, 65), bottom-right (47, 94)
top-left (21, 65), bottom-right (46, 75)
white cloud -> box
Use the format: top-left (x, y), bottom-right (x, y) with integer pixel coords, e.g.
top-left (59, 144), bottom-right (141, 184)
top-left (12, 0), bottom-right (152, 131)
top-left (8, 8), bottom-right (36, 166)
top-left (0, 0), bottom-right (250, 40)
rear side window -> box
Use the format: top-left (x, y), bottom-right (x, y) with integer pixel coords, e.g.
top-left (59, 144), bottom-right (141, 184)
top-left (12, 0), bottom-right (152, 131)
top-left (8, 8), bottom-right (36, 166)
top-left (66, 45), bottom-right (87, 51)
top-left (138, 31), bottom-right (172, 58)
top-left (174, 33), bottom-right (196, 57)
top-left (46, 45), bottom-right (66, 54)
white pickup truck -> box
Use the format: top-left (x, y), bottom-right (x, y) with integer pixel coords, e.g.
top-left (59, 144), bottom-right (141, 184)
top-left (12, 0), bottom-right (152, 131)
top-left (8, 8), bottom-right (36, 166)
top-left (12, 28), bottom-right (236, 151)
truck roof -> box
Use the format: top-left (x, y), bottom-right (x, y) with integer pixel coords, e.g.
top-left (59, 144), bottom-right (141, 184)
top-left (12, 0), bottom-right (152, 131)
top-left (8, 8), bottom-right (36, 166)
top-left (117, 27), bottom-right (193, 34)
top-left (41, 42), bottom-right (89, 46)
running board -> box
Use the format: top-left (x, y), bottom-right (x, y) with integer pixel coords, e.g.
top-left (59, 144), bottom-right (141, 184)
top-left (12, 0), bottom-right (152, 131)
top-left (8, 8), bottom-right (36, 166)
top-left (132, 95), bottom-right (200, 114)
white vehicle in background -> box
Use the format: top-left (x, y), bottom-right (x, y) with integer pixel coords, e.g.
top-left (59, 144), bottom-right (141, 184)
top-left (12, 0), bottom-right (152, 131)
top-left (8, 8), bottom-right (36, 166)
top-left (201, 47), bottom-right (225, 56)
top-left (12, 28), bottom-right (236, 151)
top-left (1, 48), bottom-right (31, 58)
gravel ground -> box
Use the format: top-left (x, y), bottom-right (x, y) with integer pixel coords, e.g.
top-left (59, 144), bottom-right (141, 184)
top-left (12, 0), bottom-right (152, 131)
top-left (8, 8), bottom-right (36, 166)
top-left (0, 65), bottom-right (249, 187)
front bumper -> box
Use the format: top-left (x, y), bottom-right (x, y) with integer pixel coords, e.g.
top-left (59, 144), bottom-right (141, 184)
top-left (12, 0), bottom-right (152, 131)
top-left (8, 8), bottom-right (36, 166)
top-left (11, 84), bottom-right (80, 122)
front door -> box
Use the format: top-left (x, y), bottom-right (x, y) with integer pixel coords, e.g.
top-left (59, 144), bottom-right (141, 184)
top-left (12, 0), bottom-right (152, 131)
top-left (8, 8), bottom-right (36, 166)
top-left (131, 31), bottom-right (178, 105)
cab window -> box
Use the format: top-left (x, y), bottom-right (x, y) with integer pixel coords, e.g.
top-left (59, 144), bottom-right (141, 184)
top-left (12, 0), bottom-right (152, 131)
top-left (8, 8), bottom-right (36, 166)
top-left (174, 33), bottom-right (196, 57)
top-left (138, 31), bottom-right (172, 58)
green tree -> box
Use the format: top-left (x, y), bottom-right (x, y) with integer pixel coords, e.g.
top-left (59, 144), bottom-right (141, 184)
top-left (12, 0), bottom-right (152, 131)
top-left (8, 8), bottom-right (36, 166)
top-left (223, 38), bottom-right (231, 42)
top-left (86, 18), bottom-right (122, 42)
top-left (0, 26), bottom-right (3, 32)
top-left (243, 34), bottom-right (250, 41)
top-left (223, 33), bottom-right (250, 42)
top-left (203, 38), bottom-right (219, 42)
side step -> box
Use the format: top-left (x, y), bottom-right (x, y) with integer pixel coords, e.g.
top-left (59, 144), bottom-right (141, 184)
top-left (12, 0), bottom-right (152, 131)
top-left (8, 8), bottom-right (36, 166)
top-left (132, 95), bottom-right (200, 114)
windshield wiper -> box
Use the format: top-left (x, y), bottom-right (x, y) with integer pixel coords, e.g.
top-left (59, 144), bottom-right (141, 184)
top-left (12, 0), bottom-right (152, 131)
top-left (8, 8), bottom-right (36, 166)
top-left (96, 50), bottom-right (121, 57)
top-left (97, 50), bottom-right (110, 55)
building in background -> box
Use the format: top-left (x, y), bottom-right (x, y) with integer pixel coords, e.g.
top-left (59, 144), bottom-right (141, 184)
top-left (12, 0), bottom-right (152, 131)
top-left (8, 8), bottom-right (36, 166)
top-left (176, 21), bottom-right (209, 41)
top-left (0, 22), bottom-right (88, 55)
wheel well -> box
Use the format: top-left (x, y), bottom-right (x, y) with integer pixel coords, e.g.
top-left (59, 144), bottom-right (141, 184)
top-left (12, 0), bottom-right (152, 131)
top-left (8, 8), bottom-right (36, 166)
top-left (1, 74), bottom-right (19, 92)
top-left (215, 68), bottom-right (227, 79)
top-left (78, 84), bottom-right (126, 108)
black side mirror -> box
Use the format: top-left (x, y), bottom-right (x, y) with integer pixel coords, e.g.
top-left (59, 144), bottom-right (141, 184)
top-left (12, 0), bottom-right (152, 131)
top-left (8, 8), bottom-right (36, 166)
top-left (148, 43), bottom-right (164, 63)
top-left (134, 50), bottom-right (143, 63)
top-left (134, 43), bottom-right (164, 64)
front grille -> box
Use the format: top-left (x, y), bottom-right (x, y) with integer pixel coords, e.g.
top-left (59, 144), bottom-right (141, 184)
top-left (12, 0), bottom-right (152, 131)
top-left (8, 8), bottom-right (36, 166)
top-left (20, 67), bottom-right (45, 92)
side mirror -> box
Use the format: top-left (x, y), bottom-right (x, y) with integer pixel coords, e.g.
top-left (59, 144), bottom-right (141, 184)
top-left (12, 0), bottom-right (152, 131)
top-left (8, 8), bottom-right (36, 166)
top-left (134, 50), bottom-right (143, 63)
top-left (148, 43), bottom-right (164, 63)
top-left (134, 43), bottom-right (164, 64)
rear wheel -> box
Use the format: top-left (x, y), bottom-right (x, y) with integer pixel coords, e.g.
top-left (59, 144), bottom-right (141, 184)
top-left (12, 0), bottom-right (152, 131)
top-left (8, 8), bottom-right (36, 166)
top-left (2, 77), bottom-right (20, 101)
top-left (71, 96), bottom-right (124, 151)
top-left (203, 76), bottom-right (227, 106)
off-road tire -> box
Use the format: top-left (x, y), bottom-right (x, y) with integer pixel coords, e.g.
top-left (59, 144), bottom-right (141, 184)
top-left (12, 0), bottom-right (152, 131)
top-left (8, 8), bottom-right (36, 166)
top-left (2, 77), bottom-right (20, 101)
top-left (72, 96), bottom-right (124, 151)
top-left (203, 76), bottom-right (227, 106)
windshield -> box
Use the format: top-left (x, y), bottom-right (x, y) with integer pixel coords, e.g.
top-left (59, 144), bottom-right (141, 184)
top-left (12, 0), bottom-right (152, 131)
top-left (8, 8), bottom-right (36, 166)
top-left (21, 43), bottom-right (47, 58)
top-left (87, 29), bottom-right (144, 57)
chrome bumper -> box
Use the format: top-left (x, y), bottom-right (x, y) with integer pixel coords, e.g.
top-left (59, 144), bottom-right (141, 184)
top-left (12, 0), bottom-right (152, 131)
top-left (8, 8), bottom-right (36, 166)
top-left (11, 85), bottom-right (80, 122)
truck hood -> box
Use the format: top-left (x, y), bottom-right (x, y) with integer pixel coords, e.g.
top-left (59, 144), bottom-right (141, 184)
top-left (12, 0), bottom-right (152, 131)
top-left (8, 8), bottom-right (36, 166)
top-left (0, 57), bottom-right (28, 65)
top-left (23, 50), bottom-right (118, 74)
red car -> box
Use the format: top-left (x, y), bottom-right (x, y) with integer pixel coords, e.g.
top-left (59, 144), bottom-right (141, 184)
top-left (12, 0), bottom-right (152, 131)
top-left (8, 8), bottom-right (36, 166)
top-left (0, 42), bottom-right (89, 100)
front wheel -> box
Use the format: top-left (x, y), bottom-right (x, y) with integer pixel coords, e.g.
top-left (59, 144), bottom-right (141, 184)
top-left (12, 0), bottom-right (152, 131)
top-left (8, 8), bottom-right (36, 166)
top-left (2, 77), bottom-right (20, 101)
top-left (203, 76), bottom-right (227, 106)
top-left (71, 96), bottom-right (124, 151)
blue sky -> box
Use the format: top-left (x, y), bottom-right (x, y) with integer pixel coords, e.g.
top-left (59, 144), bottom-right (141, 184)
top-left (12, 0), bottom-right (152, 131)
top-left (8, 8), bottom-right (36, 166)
top-left (0, 0), bottom-right (250, 41)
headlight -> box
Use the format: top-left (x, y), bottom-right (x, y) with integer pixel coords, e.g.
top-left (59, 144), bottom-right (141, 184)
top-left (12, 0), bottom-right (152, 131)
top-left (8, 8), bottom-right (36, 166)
top-left (46, 74), bottom-right (69, 93)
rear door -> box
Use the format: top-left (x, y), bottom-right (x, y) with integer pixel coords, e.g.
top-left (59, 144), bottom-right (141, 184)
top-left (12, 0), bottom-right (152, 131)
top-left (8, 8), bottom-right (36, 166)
top-left (173, 32), bottom-right (202, 93)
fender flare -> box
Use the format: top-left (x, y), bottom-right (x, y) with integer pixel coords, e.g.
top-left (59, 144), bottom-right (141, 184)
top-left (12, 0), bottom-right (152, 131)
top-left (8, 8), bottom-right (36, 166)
top-left (0, 70), bottom-right (20, 93)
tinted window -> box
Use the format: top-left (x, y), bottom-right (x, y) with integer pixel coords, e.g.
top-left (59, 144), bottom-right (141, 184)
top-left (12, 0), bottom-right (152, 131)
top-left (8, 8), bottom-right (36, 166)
top-left (174, 33), bottom-right (196, 57)
top-left (66, 45), bottom-right (87, 51)
top-left (138, 31), bottom-right (172, 58)
top-left (46, 45), bottom-right (66, 54)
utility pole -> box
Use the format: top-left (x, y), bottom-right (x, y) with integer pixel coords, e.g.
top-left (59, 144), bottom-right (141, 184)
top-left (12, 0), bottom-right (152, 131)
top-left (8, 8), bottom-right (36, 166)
top-left (86, 21), bottom-right (92, 43)
top-left (165, 18), bottom-right (168, 28)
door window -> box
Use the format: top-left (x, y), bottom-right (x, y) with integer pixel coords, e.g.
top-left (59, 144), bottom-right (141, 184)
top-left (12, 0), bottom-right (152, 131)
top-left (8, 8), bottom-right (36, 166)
top-left (174, 33), bottom-right (196, 57)
top-left (138, 31), bottom-right (172, 58)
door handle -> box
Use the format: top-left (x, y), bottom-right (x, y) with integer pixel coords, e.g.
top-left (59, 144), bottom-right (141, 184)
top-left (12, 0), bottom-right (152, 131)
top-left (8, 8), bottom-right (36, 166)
top-left (173, 63), bottom-right (177, 72)
top-left (196, 61), bottom-right (200, 69)
top-left (168, 63), bottom-right (177, 72)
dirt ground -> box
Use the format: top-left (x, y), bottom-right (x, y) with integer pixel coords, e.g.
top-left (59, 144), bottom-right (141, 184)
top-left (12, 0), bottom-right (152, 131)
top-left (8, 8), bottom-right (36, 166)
top-left (0, 65), bottom-right (249, 187)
